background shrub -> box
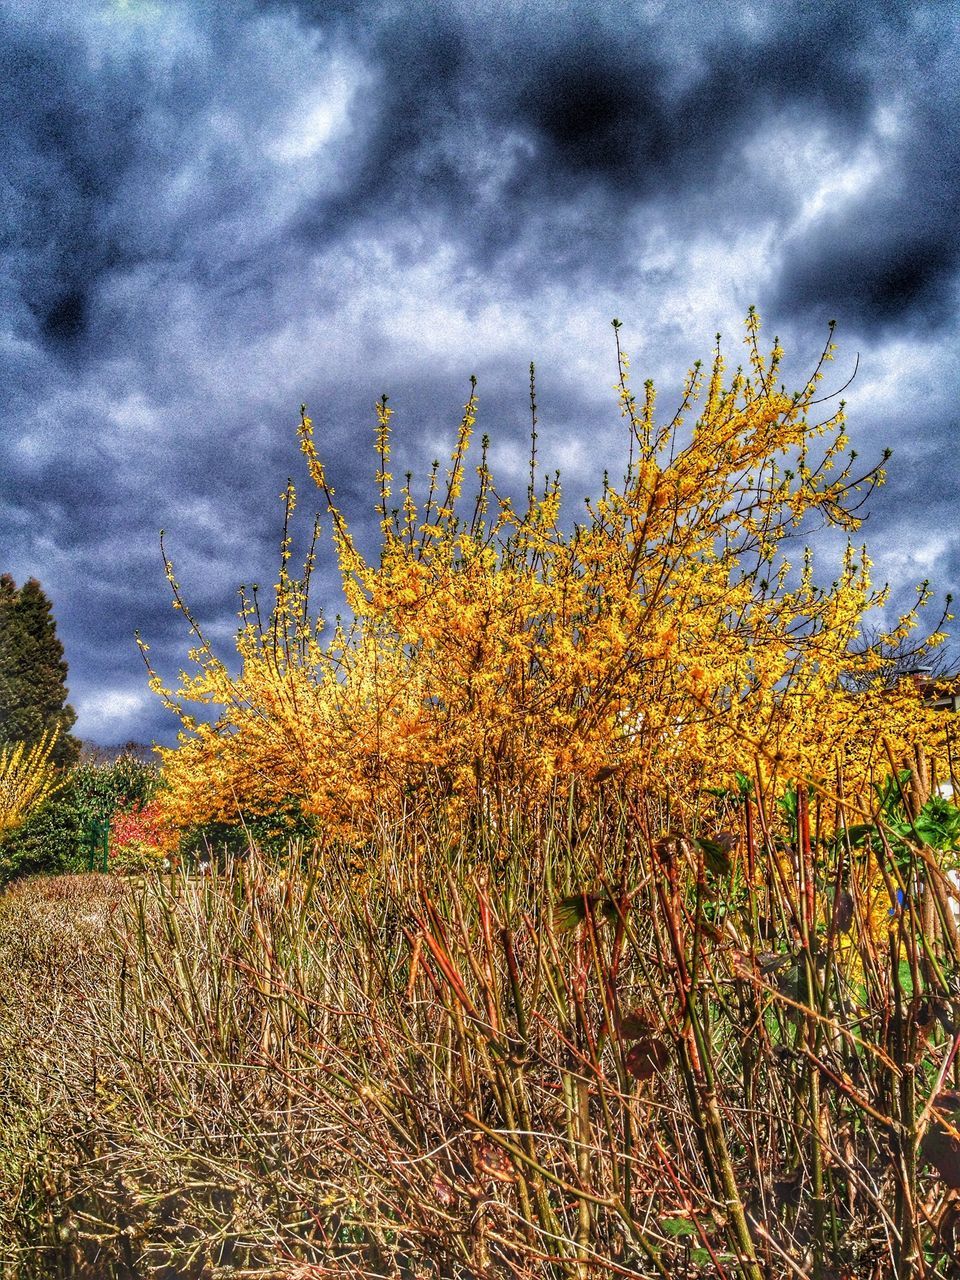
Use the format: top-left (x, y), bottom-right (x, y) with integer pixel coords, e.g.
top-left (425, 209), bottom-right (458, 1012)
top-left (0, 751), bottom-right (161, 883)
top-left (175, 798), bottom-right (318, 865)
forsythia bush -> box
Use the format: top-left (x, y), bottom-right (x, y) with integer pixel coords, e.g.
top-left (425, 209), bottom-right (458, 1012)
top-left (0, 730), bottom-right (61, 837)
top-left (148, 315), bottom-right (950, 842)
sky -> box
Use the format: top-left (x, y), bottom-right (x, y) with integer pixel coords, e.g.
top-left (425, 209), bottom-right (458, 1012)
top-left (2, 0), bottom-right (958, 747)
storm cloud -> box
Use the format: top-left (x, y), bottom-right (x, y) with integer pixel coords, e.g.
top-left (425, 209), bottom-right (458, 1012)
top-left (1, 0), bottom-right (957, 745)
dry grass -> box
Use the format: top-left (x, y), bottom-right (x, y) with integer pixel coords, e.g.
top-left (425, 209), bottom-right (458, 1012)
top-left (2, 787), bottom-right (960, 1279)
top-left (0, 875), bottom-right (128, 1276)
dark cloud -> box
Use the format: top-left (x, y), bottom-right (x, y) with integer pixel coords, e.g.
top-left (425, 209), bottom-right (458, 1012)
top-left (504, 18), bottom-right (873, 196)
top-left (1, 17), bottom-right (141, 356)
top-left (1, 0), bottom-right (958, 744)
top-left (769, 67), bottom-right (960, 333)
top-left (39, 288), bottom-right (90, 347)
top-left (777, 228), bottom-right (959, 332)
top-left (275, 0), bottom-right (893, 254)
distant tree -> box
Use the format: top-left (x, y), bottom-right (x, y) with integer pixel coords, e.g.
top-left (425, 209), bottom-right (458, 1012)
top-left (0, 575), bottom-right (80, 767)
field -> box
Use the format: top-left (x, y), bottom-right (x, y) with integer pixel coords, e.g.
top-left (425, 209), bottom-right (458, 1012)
top-left (3, 775), bottom-right (960, 1279)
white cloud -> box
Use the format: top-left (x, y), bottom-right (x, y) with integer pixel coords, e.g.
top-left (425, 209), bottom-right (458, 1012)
top-left (740, 114), bottom-right (884, 239)
top-left (269, 57), bottom-right (364, 164)
top-left (873, 532), bottom-right (957, 583)
top-left (75, 687), bottom-right (151, 740)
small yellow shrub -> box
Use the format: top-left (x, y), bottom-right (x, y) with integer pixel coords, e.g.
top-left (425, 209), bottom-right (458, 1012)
top-left (0, 730), bottom-right (62, 837)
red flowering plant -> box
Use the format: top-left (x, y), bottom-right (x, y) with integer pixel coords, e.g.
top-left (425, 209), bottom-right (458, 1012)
top-left (109, 801), bottom-right (172, 871)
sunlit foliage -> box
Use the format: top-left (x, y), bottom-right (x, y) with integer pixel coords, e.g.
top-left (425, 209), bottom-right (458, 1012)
top-left (147, 314), bottom-right (950, 841)
top-left (109, 800), bottom-right (173, 870)
top-left (0, 729), bottom-right (61, 837)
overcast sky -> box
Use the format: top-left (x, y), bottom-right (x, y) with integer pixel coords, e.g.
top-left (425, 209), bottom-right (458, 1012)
top-left (2, 0), bottom-right (958, 746)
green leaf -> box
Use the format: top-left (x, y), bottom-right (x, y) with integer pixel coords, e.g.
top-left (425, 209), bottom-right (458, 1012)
top-left (705, 786), bottom-right (731, 800)
top-left (777, 787), bottom-right (798, 823)
top-left (911, 796), bottom-right (960, 850)
top-left (661, 1216), bottom-right (697, 1238)
top-left (695, 835), bottom-right (733, 878)
top-left (552, 889), bottom-right (619, 932)
top-left (840, 823), bottom-right (876, 849)
top-left (552, 893), bottom-right (593, 932)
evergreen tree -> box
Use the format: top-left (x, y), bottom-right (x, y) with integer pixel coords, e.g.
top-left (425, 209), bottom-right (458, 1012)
top-left (0, 574), bottom-right (80, 767)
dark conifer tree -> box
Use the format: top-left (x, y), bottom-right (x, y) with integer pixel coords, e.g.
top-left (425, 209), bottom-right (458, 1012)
top-left (0, 574), bottom-right (80, 767)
